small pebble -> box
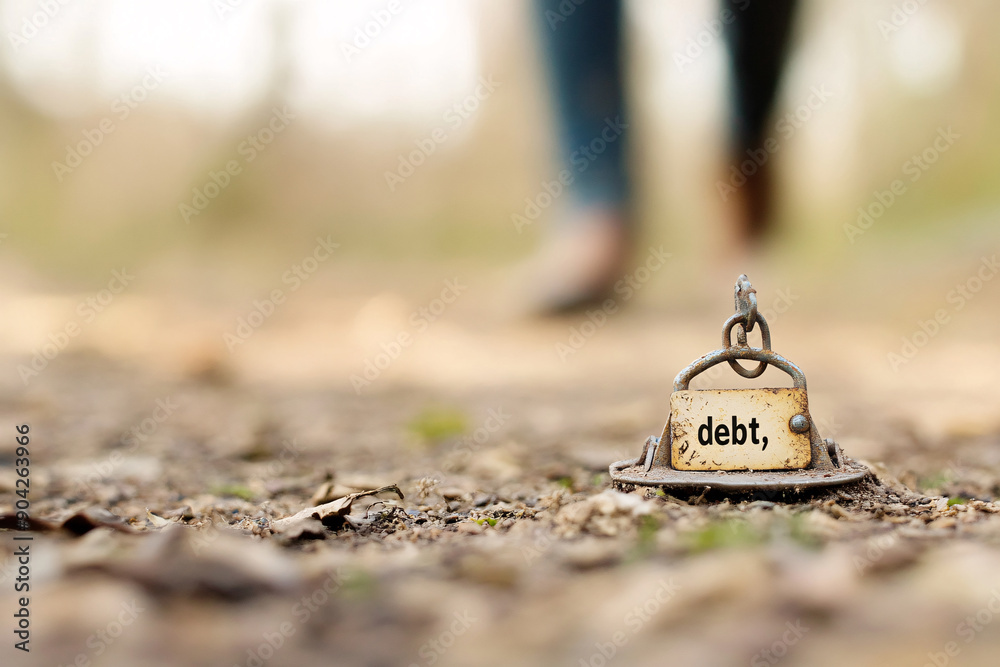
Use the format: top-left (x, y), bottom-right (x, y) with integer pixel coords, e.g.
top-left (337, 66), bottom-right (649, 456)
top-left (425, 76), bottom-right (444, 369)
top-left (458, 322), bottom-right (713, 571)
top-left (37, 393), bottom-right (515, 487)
top-left (456, 521), bottom-right (483, 535)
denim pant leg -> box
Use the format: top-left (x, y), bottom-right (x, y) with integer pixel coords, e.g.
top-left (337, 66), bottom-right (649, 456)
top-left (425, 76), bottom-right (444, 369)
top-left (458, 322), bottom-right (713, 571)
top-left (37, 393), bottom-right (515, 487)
top-left (534, 0), bottom-right (629, 216)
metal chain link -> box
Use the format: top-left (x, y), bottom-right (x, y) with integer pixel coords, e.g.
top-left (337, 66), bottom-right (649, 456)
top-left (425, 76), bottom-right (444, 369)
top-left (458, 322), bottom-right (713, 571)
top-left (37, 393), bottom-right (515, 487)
top-left (734, 274), bottom-right (757, 333)
top-left (723, 275), bottom-right (770, 378)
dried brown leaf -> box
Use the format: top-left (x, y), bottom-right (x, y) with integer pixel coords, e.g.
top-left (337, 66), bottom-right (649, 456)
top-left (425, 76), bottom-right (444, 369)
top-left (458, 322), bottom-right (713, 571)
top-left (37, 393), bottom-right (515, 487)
top-left (273, 484), bottom-right (404, 533)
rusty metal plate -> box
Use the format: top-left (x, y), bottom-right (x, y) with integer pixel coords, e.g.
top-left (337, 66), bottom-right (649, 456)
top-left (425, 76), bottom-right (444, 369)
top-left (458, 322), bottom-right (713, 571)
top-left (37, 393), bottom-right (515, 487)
top-left (669, 388), bottom-right (811, 471)
top-left (610, 451), bottom-right (869, 491)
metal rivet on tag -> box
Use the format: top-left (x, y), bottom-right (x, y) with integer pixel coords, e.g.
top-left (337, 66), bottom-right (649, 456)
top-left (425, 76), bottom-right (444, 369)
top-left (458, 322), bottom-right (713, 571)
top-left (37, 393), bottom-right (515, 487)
top-left (789, 414), bottom-right (809, 433)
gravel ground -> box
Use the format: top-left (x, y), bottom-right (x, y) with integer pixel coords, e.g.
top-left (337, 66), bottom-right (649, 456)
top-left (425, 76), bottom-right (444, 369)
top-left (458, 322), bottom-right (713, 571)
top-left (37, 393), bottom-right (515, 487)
top-left (3, 271), bottom-right (1000, 667)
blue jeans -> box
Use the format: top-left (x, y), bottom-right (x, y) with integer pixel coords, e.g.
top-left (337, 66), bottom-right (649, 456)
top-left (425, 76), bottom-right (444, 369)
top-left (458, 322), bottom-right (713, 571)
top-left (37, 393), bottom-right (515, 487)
top-left (536, 0), bottom-right (799, 226)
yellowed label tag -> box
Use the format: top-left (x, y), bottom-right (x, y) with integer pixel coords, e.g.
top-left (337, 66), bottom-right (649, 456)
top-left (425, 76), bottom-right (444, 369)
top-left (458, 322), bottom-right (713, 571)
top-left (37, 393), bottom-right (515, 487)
top-left (669, 388), bottom-right (811, 471)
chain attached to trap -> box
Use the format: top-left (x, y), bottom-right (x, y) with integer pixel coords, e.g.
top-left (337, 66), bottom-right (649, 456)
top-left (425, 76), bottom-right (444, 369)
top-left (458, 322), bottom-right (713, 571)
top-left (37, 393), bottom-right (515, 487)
top-left (609, 275), bottom-right (868, 493)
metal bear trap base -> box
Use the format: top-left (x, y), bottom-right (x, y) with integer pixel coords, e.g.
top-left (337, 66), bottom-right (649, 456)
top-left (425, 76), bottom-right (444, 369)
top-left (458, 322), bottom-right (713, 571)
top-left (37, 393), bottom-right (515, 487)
top-left (610, 444), bottom-right (870, 493)
top-left (609, 275), bottom-right (870, 494)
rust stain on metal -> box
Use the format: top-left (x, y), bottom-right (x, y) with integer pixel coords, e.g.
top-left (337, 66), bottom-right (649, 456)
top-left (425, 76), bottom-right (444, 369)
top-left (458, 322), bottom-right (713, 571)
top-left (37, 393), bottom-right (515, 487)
top-left (669, 388), bottom-right (811, 471)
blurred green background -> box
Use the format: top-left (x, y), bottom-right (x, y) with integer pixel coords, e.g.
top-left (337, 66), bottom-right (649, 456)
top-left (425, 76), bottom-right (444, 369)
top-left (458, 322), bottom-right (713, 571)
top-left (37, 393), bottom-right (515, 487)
top-left (1, 0), bottom-right (997, 282)
top-left (0, 0), bottom-right (997, 358)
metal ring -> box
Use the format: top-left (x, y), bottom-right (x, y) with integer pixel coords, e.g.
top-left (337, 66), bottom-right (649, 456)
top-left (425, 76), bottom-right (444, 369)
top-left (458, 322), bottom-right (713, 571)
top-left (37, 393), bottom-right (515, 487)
top-left (672, 346), bottom-right (806, 391)
top-left (721, 312), bottom-right (771, 378)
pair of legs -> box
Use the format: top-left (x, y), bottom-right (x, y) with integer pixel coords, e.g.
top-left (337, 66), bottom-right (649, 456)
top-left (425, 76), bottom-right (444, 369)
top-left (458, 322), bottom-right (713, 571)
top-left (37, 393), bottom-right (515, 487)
top-left (532, 0), bottom-right (800, 311)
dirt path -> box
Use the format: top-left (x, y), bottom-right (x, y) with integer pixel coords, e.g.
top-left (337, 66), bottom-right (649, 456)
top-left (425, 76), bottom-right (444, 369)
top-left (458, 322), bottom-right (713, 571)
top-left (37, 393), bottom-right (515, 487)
top-left (3, 276), bottom-right (1000, 667)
